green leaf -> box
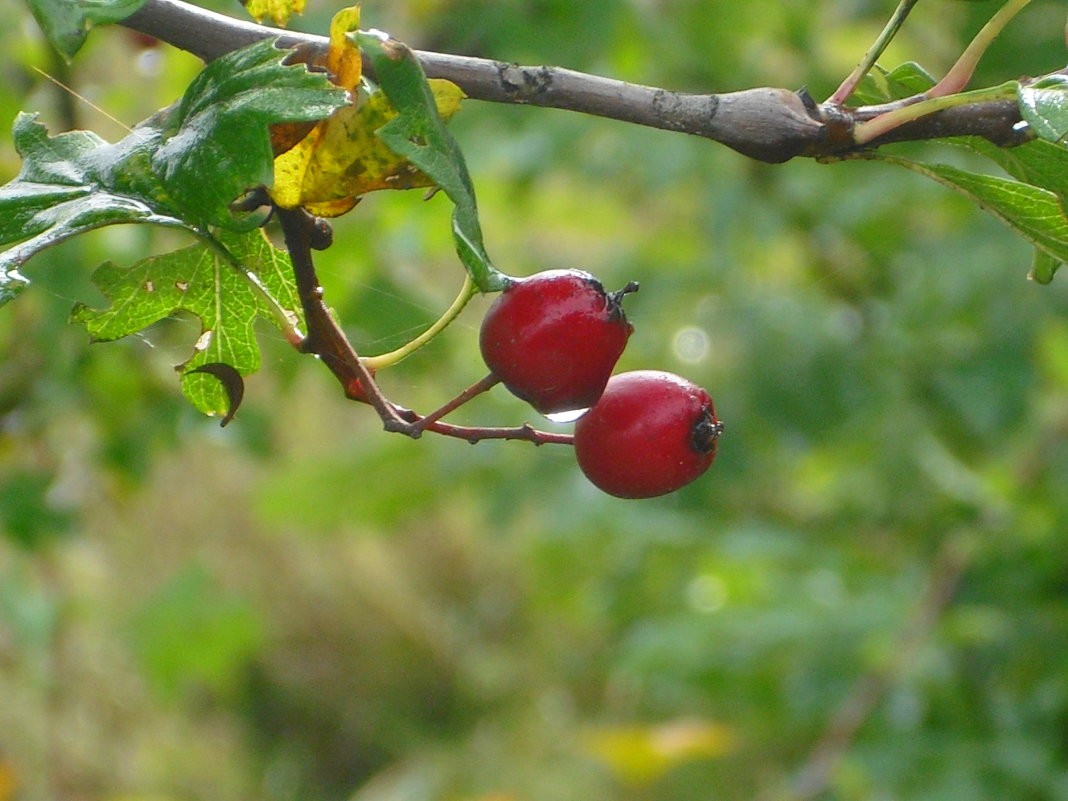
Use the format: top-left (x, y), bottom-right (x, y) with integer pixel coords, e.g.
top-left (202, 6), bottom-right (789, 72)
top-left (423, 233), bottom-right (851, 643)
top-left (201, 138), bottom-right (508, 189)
top-left (27, 0), bottom-right (146, 59)
top-left (153, 37), bottom-right (350, 228)
top-left (0, 40), bottom-right (347, 307)
top-left (70, 230), bottom-right (302, 419)
top-left (957, 136), bottom-right (1068, 200)
top-left (356, 31), bottom-right (510, 292)
top-left (1019, 75), bottom-right (1068, 144)
top-left (850, 61), bottom-right (936, 106)
top-left (871, 153), bottom-right (1068, 276)
top-left (0, 113), bottom-right (189, 307)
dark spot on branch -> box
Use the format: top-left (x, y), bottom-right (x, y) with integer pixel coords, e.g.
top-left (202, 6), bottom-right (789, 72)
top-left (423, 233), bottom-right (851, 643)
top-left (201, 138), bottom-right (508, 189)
top-left (495, 62), bottom-right (553, 100)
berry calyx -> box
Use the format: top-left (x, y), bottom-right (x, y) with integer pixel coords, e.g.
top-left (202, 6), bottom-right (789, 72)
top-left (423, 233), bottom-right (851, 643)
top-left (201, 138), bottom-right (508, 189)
top-left (479, 269), bottom-right (637, 415)
top-left (573, 370), bottom-right (723, 499)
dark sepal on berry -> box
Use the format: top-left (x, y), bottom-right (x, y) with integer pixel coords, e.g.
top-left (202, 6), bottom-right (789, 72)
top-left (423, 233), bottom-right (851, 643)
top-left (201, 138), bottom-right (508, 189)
top-left (691, 410), bottom-right (724, 456)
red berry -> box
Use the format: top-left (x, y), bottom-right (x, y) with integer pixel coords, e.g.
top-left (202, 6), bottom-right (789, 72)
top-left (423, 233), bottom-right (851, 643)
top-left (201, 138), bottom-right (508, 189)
top-left (574, 370), bottom-right (723, 499)
top-left (479, 269), bottom-right (637, 415)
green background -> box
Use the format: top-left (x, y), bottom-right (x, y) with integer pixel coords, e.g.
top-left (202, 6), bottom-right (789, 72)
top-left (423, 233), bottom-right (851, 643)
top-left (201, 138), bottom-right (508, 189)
top-left (2, 1), bottom-right (1068, 799)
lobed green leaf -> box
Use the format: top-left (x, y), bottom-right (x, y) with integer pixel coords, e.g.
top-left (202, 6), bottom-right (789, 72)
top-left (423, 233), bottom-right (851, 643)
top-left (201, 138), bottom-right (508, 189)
top-left (0, 40), bottom-right (347, 307)
top-left (0, 113), bottom-right (189, 306)
top-left (70, 230), bottom-right (302, 418)
top-left (153, 38), bottom-right (350, 229)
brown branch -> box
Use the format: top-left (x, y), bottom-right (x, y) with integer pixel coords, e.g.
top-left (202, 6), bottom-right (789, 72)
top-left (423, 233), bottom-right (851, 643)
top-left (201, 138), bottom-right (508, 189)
top-left (274, 206), bottom-right (412, 426)
top-left (274, 206), bottom-right (573, 445)
top-left (122, 0), bottom-right (1028, 164)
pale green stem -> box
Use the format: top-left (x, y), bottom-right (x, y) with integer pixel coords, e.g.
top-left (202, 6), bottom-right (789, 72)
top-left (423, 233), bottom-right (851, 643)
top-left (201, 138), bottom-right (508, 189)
top-left (202, 230), bottom-right (306, 347)
top-left (853, 81), bottom-right (1019, 144)
top-left (828, 0), bottom-right (922, 105)
top-left (930, 0), bottom-right (1034, 98)
top-left (364, 273), bottom-right (477, 370)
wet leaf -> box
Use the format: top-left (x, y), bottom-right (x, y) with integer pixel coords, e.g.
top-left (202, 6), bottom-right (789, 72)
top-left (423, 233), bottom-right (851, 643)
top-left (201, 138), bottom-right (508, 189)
top-left (0, 113), bottom-right (188, 308)
top-left (1019, 75), bottom-right (1068, 144)
top-left (153, 38), bottom-right (349, 228)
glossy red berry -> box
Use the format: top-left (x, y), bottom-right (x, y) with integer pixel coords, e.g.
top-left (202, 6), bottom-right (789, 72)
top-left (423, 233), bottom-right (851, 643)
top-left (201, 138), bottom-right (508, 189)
top-left (574, 370), bottom-right (723, 499)
top-left (479, 269), bottom-right (637, 415)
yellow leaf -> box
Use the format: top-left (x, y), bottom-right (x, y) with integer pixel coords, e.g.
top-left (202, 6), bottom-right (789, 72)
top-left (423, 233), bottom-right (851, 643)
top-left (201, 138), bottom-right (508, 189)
top-left (242, 0), bottom-right (305, 27)
top-left (271, 80), bottom-right (465, 216)
top-left (268, 3), bottom-right (463, 216)
top-left (579, 718), bottom-right (737, 786)
top-left (327, 5), bottom-right (362, 91)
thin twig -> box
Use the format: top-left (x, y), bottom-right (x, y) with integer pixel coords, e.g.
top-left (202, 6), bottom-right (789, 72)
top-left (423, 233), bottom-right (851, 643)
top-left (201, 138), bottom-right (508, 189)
top-left (274, 205), bottom-right (411, 428)
top-left (404, 372), bottom-right (500, 438)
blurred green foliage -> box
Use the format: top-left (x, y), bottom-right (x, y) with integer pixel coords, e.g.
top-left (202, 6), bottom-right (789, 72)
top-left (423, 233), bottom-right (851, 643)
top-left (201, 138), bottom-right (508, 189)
top-left (2, 1), bottom-right (1068, 800)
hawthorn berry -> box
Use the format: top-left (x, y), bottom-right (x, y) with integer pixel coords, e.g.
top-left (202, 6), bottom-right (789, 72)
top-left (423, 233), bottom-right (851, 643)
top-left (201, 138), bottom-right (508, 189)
top-left (574, 370), bottom-right (723, 499)
top-left (479, 269), bottom-right (637, 415)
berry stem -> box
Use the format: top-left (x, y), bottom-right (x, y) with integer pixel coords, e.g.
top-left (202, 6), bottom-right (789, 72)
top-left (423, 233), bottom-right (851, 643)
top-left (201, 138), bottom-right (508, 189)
top-left (929, 0), bottom-right (1033, 99)
top-left (404, 372), bottom-right (501, 437)
top-left (853, 81), bottom-right (1018, 144)
top-left (418, 417), bottom-right (574, 445)
top-left (827, 0), bottom-right (922, 105)
top-left (364, 274), bottom-right (478, 371)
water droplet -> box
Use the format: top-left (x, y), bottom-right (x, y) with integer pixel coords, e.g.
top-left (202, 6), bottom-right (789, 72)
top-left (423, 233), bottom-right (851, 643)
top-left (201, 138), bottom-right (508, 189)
top-left (545, 408), bottom-right (588, 423)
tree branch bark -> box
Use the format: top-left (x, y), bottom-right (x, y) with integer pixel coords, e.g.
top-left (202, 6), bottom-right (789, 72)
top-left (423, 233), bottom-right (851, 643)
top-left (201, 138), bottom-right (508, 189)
top-left (122, 0), bottom-right (1028, 164)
